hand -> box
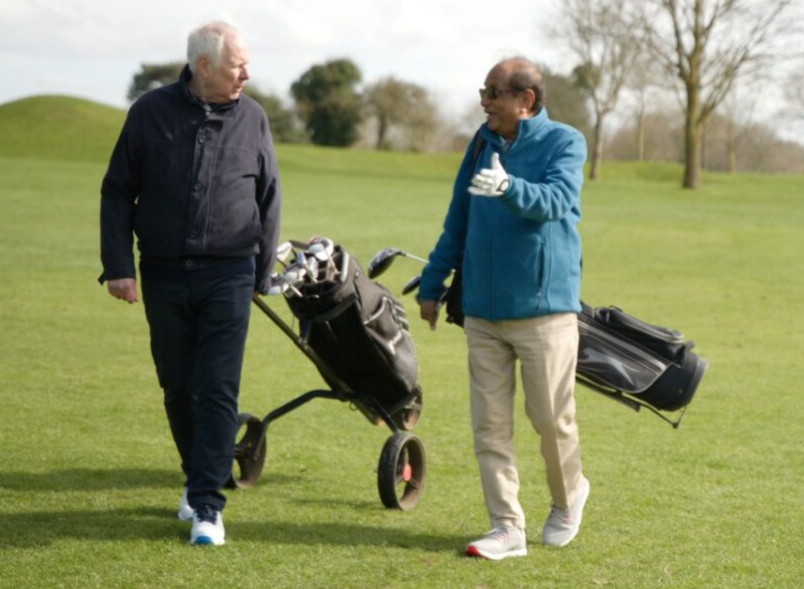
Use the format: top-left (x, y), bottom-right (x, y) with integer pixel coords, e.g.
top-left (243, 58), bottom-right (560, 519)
top-left (107, 278), bottom-right (138, 304)
top-left (468, 152), bottom-right (510, 197)
top-left (419, 300), bottom-right (440, 331)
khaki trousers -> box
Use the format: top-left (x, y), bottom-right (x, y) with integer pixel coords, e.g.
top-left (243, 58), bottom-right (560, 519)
top-left (465, 313), bottom-right (583, 530)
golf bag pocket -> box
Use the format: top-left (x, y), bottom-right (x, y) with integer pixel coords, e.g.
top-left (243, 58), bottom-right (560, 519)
top-left (363, 295), bottom-right (419, 393)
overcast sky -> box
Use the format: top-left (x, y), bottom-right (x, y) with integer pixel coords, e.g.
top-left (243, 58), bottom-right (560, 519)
top-left (0, 0), bottom-right (567, 116)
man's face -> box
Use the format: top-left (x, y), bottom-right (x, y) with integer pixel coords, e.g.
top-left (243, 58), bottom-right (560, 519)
top-left (480, 65), bottom-right (525, 140)
top-left (204, 33), bottom-right (250, 103)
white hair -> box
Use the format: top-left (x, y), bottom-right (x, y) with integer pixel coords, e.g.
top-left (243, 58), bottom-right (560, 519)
top-left (187, 21), bottom-right (241, 73)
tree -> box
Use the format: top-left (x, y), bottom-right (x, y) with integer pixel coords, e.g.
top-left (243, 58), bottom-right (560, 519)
top-left (640, 0), bottom-right (796, 188)
top-left (364, 77), bottom-right (440, 151)
top-left (127, 62), bottom-right (184, 102)
top-left (704, 85), bottom-right (757, 173)
top-left (557, 0), bottom-right (642, 180)
top-left (625, 53), bottom-right (668, 162)
top-left (242, 87), bottom-right (306, 144)
top-left (291, 59), bottom-right (363, 146)
top-left (540, 68), bottom-right (593, 139)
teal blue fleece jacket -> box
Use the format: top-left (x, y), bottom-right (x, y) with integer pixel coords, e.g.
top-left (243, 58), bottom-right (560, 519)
top-left (420, 109), bottom-right (586, 321)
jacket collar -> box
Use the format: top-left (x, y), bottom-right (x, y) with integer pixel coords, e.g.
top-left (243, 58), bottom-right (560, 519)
top-left (480, 107), bottom-right (549, 149)
top-left (178, 65), bottom-right (239, 114)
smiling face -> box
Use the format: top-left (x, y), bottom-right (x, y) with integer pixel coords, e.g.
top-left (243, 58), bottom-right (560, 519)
top-left (196, 33), bottom-right (250, 104)
top-left (480, 63), bottom-right (534, 140)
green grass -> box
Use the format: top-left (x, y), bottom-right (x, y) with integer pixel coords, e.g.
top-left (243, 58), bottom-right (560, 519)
top-left (0, 96), bottom-right (125, 162)
top-left (1, 97), bottom-right (803, 589)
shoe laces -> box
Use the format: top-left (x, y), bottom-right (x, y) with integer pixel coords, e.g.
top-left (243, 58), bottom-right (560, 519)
top-left (486, 526), bottom-right (513, 542)
top-left (196, 504), bottom-right (218, 524)
top-left (548, 504), bottom-right (570, 525)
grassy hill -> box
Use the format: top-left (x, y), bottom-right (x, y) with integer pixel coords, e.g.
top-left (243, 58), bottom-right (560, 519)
top-left (0, 95), bottom-right (125, 162)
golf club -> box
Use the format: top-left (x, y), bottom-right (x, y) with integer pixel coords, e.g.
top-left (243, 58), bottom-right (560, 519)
top-left (402, 274), bottom-right (422, 295)
top-left (367, 247), bottom-right (429, 279)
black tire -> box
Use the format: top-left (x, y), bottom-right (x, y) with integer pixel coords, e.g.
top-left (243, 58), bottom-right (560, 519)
top-left (390, 391), bottom-right (423, 431)
top-left (225, 412), bottom-right (266, 490)
top-left (377, 432), bottom-right (426, 510)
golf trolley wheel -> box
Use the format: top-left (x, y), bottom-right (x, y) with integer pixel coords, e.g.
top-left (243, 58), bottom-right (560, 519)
top-left (225, 412), bottom-right (266, 490)
top-left (377, 432), bottom-right (426, 510)
top-left (390, 391), bottom-right (423, 431)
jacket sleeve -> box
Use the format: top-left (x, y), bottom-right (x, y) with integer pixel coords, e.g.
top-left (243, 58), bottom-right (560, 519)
top-left (254, 123), bottom-right (282, 293)
top-left (99, 106), bottom-right (143, 283)
top-left (499, 130), bottom-right (586, 222)
top-left (418, 143), bottom-right (476, 301)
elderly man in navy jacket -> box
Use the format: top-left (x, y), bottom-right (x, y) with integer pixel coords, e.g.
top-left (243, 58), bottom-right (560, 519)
top-left (100, 21), bottom-right (281, 546)
top-left (419, 57), bottom-right (589, 560)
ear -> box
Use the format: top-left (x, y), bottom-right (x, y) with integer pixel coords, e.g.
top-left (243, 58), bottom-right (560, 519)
top-left (196, 56), bottom-right (211, 79)
top-left (520, 89), bottom-right (536, 113)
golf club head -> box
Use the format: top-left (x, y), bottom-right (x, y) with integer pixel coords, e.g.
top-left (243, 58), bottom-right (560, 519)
top-left (283, 265), bottom-right (306, 286)
top-left (402, 274), bottom-right (422, 296)
top-left (267, 272), bottom-right (286, 296)
top-left (304, 256), bottom-right (320, 282)
top-left (367, 247), bottom-right (403, 279)
top-left (267, 281), bottom-right (289, 296)
top-left (276, 242), bottom-right (293, 265)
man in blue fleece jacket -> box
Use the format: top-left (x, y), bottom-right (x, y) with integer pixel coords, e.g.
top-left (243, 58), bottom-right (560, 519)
top-left (419, 58), bottom-right (589, 560)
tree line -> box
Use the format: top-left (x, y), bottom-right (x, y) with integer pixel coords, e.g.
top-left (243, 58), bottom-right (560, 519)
top-left (128, 0), bottom-right (801, 189)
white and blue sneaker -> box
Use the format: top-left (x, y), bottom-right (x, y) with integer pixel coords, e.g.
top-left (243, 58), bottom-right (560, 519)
top-left (190, 504), bottom-right (225, 546)
top-left (177, 488), bottom-right (194, 522)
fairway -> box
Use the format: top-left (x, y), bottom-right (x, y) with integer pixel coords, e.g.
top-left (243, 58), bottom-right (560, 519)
top-left (1, 106), bottom-right (803, 588)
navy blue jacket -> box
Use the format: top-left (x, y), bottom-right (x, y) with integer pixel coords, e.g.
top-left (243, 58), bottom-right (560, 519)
top-left (420, 109), bottom-right (586, 320)
top-left (100, 66), bottom-right (281, 292)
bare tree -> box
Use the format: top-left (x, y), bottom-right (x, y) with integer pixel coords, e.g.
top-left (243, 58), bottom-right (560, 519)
top-left (717, 85), bottom-right (758, 173)
top-left (556, 0), bottom-right (642, 180)
top-left (641, 0), bottom-right (797, 188)
top-left (625, 54), bottom-right (667, 162)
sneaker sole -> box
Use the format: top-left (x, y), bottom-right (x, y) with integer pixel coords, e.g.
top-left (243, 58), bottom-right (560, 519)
top-left (465, 545), bottom-right (527, 560)
top-left (191, 536), bottom-right (225, 546)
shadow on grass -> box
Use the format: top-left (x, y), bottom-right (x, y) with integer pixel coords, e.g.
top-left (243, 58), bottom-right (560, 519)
top-left (0, 468), bottom-right (181, 492)
top-left (0, 468), bottom-right (301, 492)
top-left (0, 508), bottom-right (465, 553)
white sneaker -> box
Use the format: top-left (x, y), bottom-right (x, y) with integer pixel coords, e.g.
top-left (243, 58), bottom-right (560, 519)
top-left (177, 488), bottom-right (194, 521)
top-left (465, 526), bottom-right (527, 560)
top-left (190, 504), bottom-right (225, 546)
top-left (542, 476), bottom-right (590, 547)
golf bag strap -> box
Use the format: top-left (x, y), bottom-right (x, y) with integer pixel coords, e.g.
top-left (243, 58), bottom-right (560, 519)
top-left (470, 130), bottom-right (487, 169)
top-left (312, 293), bottom-right (359, 324)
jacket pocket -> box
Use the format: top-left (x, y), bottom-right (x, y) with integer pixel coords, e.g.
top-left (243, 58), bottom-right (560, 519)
top-left (532, 238), bottom-right (546, 312)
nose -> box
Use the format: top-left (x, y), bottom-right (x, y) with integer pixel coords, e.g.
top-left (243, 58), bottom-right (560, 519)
top-left (241, 66), bottom-right (250, 81)
top-left (480, 93), bottom-right (491, 108)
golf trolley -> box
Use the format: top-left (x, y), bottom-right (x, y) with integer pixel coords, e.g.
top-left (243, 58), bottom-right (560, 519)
top-left (226, 238), bottom-right (426, 511)
top-left (367, 246), bottom-right (708, 428)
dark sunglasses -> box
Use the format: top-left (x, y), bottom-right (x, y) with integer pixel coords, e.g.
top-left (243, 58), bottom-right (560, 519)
top-left (478, 87), bottom-right (521, 100)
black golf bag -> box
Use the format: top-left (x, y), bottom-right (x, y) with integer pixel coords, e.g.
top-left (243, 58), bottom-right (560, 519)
top-left (284, 246), bottom-right (421, 426)
top-left (442, 266), bottom-right (706, 425)
top-left (576, 301), bottom-right (708, 426)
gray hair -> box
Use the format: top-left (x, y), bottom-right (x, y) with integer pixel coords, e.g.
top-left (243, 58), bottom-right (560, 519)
top-left (187, 21), bottom-right (241, 73)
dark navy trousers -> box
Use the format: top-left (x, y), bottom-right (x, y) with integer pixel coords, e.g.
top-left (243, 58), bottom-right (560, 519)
top-left (142, 272), bottom-right (254, 512)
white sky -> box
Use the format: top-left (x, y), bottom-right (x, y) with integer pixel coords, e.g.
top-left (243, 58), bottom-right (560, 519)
top-left (0, 0), bottom-right (567, 116)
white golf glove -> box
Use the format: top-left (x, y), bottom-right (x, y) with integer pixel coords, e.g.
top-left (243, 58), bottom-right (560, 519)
top-left (468, 152), bottom-right (510, 197)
